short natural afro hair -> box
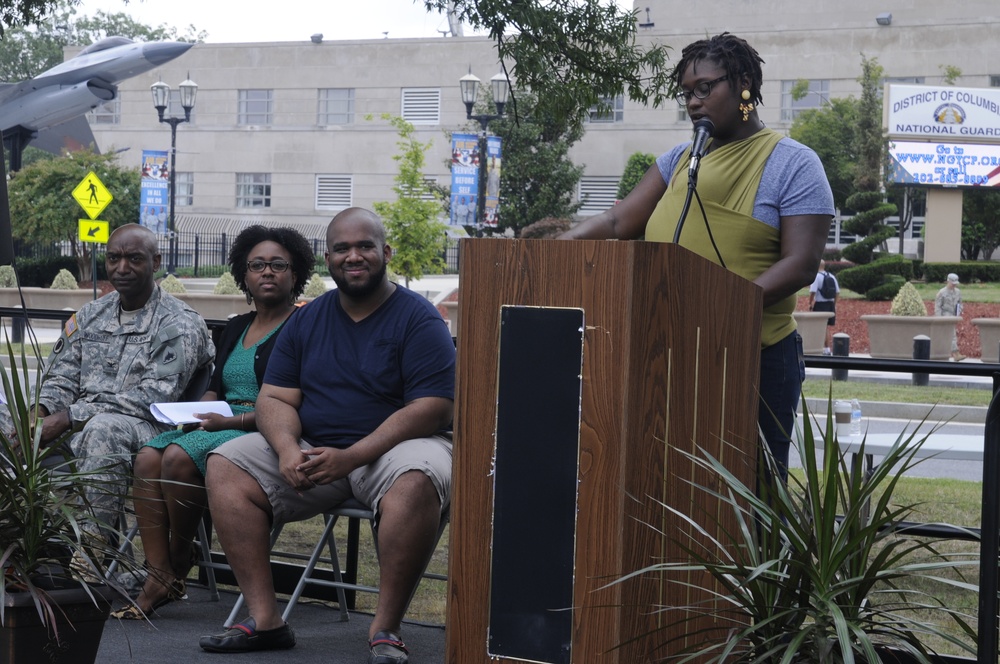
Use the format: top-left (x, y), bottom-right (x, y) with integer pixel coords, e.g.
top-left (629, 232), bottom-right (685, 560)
top-left (228, 225), bottom-right (315, 299)
top-left (669, 32), bottom-right (765, 107)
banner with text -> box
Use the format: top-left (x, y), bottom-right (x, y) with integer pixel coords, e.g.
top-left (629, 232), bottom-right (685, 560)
top-left (140, 149), bottom-right (170, 234)
top-left (888, 140), bottom-right (1000, 188)
top-left (449, 134), bottom-right (502, 228)
top-left (887, 84), bottom-right (1000, 143)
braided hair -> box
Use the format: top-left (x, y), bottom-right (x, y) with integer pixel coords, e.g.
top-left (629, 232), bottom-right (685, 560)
top-left (670, 32), bottom-right (765, 107)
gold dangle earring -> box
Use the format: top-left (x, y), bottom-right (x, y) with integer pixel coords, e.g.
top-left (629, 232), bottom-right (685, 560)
top-left (739, 89), bottom-right (754, 122)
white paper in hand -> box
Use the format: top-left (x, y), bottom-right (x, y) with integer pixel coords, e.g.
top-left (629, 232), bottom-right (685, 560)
top-left (150, 401), bottom-right (234, 425)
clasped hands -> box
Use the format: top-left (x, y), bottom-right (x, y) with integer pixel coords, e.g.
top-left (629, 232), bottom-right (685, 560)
top-left (280, 446), bottom-right (354, 492)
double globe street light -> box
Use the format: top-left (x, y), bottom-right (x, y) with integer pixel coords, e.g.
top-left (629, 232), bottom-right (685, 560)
top-left (150, 76), bottom-right (197, 275)
top-left (459, 71), bottom-right (509, 235)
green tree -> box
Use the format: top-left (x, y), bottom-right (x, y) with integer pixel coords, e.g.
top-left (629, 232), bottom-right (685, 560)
top-left (841, 55), bottom-right (896, 266)
top-left (469, 89), bottom-right (584, 235)
top-left (961, 188), bottom-right (1000, 260)
top-left (7, 147), bottom-right (141, 281)
top-left (0, 0), bottom-right (205, 81)
top-left (373, 115), bottom-right (447, 286)
top-left (617, 152), bottom-right (655, 200)
top-left (789, 98), bottom-right (859, 211)
top-left (426, 0), bottom-right (671, 123)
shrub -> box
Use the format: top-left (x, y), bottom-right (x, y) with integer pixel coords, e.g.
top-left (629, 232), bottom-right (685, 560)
top-left (520, 217), bottom-right (571, 239)
top-left (890, 281), bottom-right (927, 316)
top-left (49, 268), bottom-right (79, 290)
top-left (617, 152), bottom-right (656, 199)
top-left (159, 274), bottom-right (187, 294)
top-left (213, 272), bottom-right (240, 295)
top-left (0, 265), bottom-right (17, 288)
top-left (15, 256), bottom-right (79, 287)
top-left (837, 254), bottom-right (913, 295)
top-left (303, 273), bottom-right (327, 299)
top-left (865, 275), bottom-right (906, 301)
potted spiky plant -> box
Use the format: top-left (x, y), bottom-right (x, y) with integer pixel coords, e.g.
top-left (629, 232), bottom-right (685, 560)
top-left (615, 400), bottom-right (979, 664)
top-left (0, 337), bottom-right (136, 663)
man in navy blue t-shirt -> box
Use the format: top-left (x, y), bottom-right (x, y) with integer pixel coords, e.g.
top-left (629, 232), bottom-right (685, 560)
top-left (201, 208), bottom-right (455, 664)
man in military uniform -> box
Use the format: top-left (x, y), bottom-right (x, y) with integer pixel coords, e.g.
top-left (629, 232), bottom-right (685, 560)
top-left (935, 272), bottom-right (964, 362)
top-left (10, 224), bottom-right (214, 537)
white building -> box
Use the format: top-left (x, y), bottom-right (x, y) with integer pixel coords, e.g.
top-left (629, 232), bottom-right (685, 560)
top-left (85, 0), bottom-right (1000, 251)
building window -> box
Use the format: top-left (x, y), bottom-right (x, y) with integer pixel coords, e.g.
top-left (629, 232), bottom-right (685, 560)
top-left (401, 88), bottom-right (441, 125)
top-left (315, 174), bottom-right (352, 209)
top-left (587, 95), bottom-right (624, 123)
top-left (174, 172), bottom-right (193, 207)
top-left (238, 89), bottom-right (273, 125)
top-left (991, 75), bottom-right (1000, 88)
top-left (577, 177), bottom-right (620, 215)
top-left (780, 79), bottom-right (830, 122)
top-left (236, 173), bottom-right (271, 207)
top-left (89, 99), bottom-right (120, 124)
top-left (318, 88), bottom-right (354, 125)
top-left (885, 76), bottom-right (925, 86)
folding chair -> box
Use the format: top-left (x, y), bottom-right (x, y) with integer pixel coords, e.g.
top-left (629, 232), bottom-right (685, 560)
top-left (224, 498), bottom-right (375, 626)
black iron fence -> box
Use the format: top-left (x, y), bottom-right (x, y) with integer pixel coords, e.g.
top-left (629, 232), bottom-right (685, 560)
top-left (18, 231), bottom-right (462, 280)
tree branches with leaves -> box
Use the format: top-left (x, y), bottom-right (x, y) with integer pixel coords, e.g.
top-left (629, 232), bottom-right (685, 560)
top-left (0, 0), bottom-right (205, 81)
top-left (7, 147), bottom-right (141, 280)
top-left (373, 115), bottom-right (447, 285)
top-left (425, 0), bottom-right (672, 122)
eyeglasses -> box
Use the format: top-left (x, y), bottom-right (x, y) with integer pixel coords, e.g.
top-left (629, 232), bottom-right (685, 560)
top-left (675, 75), bottom-right (730, 105)
top-left (247, 259), bottom-right (290, 273)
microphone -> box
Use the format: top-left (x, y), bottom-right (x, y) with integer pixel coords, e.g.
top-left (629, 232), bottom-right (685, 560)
top-left (688, 118), bottom-right (715, 183)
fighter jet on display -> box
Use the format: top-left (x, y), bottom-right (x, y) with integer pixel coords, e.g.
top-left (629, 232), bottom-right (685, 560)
top-left (0, 36), bottom-right (194, 169)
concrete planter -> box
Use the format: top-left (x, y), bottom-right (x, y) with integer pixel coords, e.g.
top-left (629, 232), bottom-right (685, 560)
top-left (861, 314), bottom-right (961, 360)
top-left (0, 288), bottom-right (257, 322)
top-left (973, 318), bottom-right (1000, 363)
top-left (793, 311), bottom-right (833, 355)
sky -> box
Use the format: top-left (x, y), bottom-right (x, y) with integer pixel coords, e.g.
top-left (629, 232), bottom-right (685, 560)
top-left (74, 0), bottom-right (479, 43)
top-left (74, 1), bottom-right (635, 43)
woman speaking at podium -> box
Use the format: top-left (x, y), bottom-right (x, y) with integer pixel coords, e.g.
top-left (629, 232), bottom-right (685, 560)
top-left (560, 33), bottom-right (834, 478)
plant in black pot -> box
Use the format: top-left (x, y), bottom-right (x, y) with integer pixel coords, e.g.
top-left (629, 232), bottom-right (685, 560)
top-left (616, 401), bottom-right (979, 664)
top-left (0, 341), bottom-right (136, 664)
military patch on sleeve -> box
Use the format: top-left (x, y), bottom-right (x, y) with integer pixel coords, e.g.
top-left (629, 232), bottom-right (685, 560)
top-left (63, 314), bottom-right (78, 338)
top-left (52, 338), bottom-right (64, 354)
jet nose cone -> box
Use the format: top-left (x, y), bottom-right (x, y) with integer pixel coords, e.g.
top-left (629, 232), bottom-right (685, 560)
top-left (142, 41), bottom-right (194, 66)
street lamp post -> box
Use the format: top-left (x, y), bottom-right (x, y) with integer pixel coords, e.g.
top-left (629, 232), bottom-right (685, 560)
top-left (459, 71), bottom-right (509, 236)
top-left (151, 76), bottom-right (197, 275)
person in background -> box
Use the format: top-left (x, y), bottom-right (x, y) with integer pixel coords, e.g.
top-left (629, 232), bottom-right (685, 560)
top-left (808, 259), bottom-right (839, 354)
top-left (112, 225), bottom-right (314, 620)
top-left (935, 272), bottom-right (965, 361)
top-left (558, 32), bottom-right (834, 479)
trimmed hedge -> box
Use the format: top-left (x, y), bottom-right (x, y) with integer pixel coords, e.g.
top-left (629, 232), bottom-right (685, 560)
top-left (837, 254), bottom-right (913, 297)
top-left (13, 256), bottom-right (80, 287)
top-left (922, 262), bottom-right (1000, 284)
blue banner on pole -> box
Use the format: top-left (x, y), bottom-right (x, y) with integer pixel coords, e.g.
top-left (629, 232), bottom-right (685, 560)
top-left (449, 134), bottom-right (478, 227)
top-left (484, 135), bottom-right (501, 228)
top-left (140, 149), bottom-right (169, 234)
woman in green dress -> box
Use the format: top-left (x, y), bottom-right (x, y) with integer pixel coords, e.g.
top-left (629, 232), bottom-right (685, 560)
top-left (113, 225), bottom-right (316, 619)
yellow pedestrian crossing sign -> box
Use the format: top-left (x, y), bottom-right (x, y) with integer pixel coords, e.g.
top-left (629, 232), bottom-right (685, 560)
top-left (72, 171), bottom-right (113, 220)
top-left (78, 220), bottom-right (109, 244)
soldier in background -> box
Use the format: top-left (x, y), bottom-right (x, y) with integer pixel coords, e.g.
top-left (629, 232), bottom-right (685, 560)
top-left (935, 272), bottom-right (964, 361)
top-left (4, 224), bottom-right (214, 540)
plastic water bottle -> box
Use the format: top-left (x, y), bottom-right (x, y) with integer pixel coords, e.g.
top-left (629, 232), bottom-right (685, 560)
top-left (850, 399), bottom-right (863, 436)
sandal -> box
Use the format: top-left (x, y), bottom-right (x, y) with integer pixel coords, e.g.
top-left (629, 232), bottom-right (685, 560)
top-left (111, 578), bottom-right (187, 620)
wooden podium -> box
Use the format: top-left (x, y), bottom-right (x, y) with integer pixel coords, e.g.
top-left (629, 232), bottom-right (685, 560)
top-left (445, 239), bottom-right (763, 664)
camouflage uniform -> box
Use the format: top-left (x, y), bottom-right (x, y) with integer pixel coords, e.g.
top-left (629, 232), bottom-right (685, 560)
top-left (935, 285), bottom-right (963, 353)
top-left (35, 286), bottom-right (213, 533)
